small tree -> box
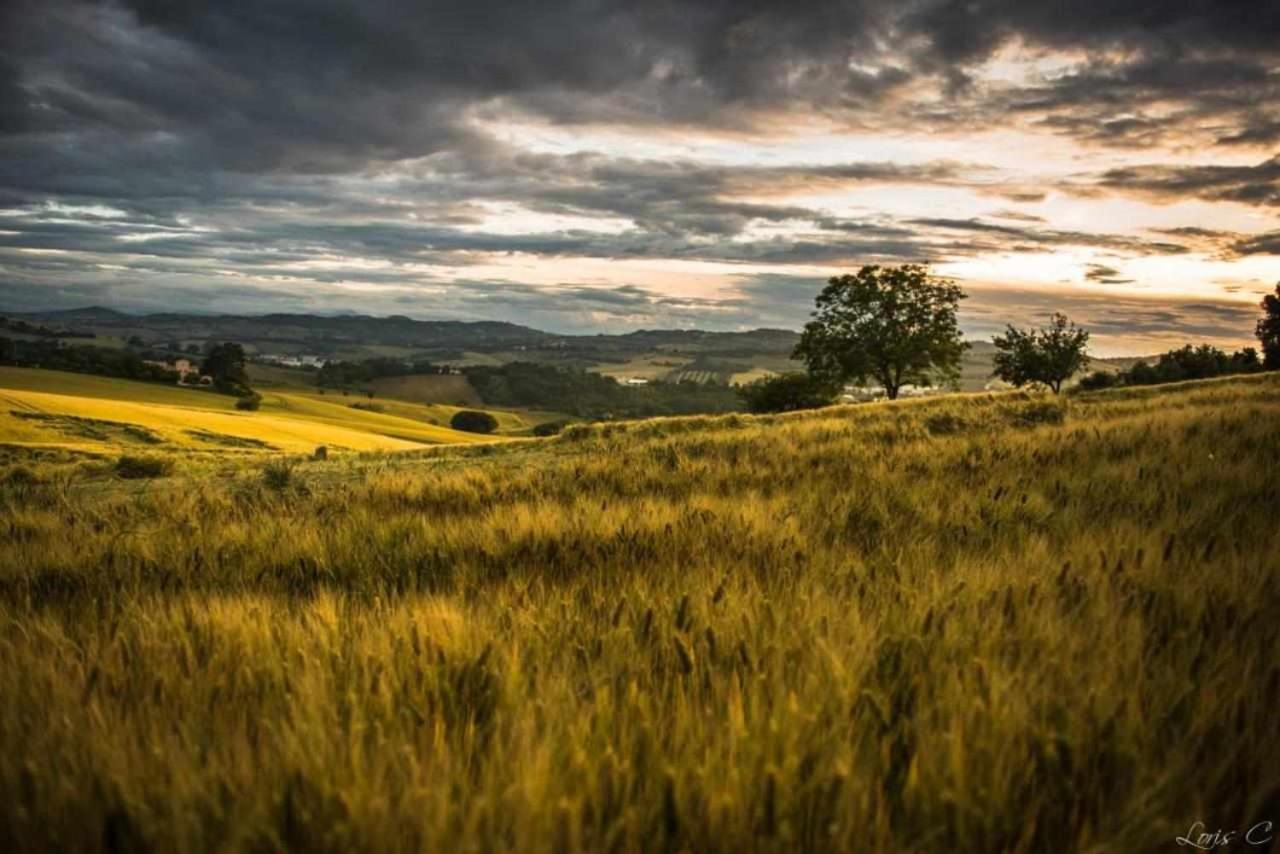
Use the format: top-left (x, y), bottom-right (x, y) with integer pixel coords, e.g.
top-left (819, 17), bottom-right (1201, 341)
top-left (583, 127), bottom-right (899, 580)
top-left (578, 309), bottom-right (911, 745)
top-left (1258, 283), bottom-right (1280, 370)
top-left (1077, 370), bottom-right (1120, 391)
top-left (737, 373), bottom-right (836, 413)
top-left (794, 264), bottom-right (968, 400)
top-left (450, 410), bottom-right (499, 434)
top-left (992, 313), bottom-right (1090, 394)
top-left (1231, 347), bottom-right (1261, 371)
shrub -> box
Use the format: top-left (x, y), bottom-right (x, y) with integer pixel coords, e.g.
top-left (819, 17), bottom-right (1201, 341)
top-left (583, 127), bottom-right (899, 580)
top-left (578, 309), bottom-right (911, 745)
top-left (1, 465), bottom-right (41, 487)
top-left (262, 459), bottom-right (295, 491)
top-left (1077, 370), bottom-right (1120, 391)
top-left (235, 393), bottom-right (262, 411)
top-left (737, 372), bottom-right (836, 413)
top-left (114, 454), bottom-right (173, 479)
top-left (451, 410), bottom-right (499, 434)
top-left (532, 420), bottom-right (569, 437)
top-left (312, 445), bottom-right (328, 461)
top-left (558, 423), bottom-right (596, 442)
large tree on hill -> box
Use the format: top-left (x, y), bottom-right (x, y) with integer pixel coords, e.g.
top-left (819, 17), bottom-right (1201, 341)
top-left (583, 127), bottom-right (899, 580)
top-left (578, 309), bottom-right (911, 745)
top-left (1258, 283), bottom-right (1280, 370)
top-left (992, 313), bottom-right (1090, 394)
top-left (793, 264), bottom-right (968, 400)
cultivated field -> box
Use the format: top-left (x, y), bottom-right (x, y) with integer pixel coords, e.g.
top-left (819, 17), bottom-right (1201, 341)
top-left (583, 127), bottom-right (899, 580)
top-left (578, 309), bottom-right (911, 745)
top-left (0, 367), bottom-right (546, 456)
top-left (1, 375), bottom-right (1277, 851)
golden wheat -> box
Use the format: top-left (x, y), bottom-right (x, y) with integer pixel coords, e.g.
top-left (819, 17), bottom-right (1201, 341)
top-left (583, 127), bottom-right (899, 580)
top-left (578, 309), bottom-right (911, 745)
top-left (1, 375), bottom-right (1277, 852)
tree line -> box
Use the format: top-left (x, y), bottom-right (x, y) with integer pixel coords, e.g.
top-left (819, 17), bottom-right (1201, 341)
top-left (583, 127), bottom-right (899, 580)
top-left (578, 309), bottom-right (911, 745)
top-left (740, 265), bottom-right (1280, 413)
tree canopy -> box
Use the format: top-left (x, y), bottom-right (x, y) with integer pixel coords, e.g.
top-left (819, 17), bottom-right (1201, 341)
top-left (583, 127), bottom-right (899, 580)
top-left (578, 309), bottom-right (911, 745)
top-left (450, 410), bottom-right (499, 434)
top-left (200, 342), bottom-right (251, 395)
top-left (1258, 283), bottom-right (1280, 370)
top-left (992, 313), bottom-right (1090, 394)
top-left (737, 372), bottom-right (836, 413)
top-left (793, 264), bottom-right (967, 400)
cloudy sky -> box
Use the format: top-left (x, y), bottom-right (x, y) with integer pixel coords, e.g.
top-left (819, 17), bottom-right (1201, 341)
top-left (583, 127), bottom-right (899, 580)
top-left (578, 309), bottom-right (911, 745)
top-left (2, 0), bottom-right (1278, 354)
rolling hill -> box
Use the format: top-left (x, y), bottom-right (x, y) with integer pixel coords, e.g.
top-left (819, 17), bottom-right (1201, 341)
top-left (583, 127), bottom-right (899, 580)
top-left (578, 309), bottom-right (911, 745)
top-left (0, 367), bottom-right (542, 456)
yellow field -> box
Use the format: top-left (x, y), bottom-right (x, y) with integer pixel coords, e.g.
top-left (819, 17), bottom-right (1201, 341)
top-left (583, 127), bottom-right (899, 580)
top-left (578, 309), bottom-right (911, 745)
top-left (0, 367), bottom-right (523, 454)
top-left (728, 367), bottom-right (775, 385)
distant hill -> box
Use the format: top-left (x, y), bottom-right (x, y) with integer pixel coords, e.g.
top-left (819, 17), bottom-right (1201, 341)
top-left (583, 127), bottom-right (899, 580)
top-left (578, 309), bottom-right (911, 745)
top-left (6, 309), bottom-right (550, 356)
top-left (4, 307), bottom-right (805, 366)
top-left (3, 306), bottom-right (1156, 392)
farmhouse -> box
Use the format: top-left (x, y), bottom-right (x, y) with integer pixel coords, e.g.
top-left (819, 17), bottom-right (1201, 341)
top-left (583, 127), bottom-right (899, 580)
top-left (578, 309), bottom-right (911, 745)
top-left (144, 357), bottom-right (206, 384)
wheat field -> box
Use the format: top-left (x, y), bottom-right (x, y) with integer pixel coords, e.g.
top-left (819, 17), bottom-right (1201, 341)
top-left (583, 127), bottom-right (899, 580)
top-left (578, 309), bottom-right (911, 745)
top-left (0, 367), bottom-right (535, 455)
top-left (1, 375), bottom-right (1277, 852)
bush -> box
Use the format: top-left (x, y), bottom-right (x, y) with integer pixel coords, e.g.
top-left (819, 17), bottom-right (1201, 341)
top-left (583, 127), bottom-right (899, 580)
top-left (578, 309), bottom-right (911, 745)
top-left (1, 465), bottom-right (41, 487)
top-left (532, 420), bottom-right (569, 437)
top-left (114, 455), bottom-right (173, 479)
top-left (1077, 370), bottom-right (1120, 391)
top-left (312, 445), bottom-right (328, 461)
top-left (451, 410), bottom-right (499, 434)
top-left (262, 459), bottom-right (295, 491)
top-left (737, 372), bottom-right (836, 413)
top-left (235, 393), bottom-right (262, 411)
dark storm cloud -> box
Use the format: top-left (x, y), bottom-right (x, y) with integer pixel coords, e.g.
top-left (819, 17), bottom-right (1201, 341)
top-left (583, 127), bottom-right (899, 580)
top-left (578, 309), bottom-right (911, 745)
top-left (1, 0), bottom-right (1279, 333)
top-left (1232, 231), bottom-right (1280, 257)
top-left (958, 286), bottom-right (1262, 350)
top-left (1086, 156), bottom-right (1280, 208)
top-left (4, 0), bottom-right (1278, 178)
top-left (904, 217), bottom-right (1189, 256)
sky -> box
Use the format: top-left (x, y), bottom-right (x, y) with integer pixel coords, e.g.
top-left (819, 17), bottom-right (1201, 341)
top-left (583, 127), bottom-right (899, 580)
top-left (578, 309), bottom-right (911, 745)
top-left (1, 1), bottom-right (1278, 355)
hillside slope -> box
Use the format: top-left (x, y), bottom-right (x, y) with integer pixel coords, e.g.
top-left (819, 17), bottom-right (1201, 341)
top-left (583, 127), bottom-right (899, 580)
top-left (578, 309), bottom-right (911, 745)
top-left (1, 374), bottom-right (1276, 851)
top-left (0, 367), bottom-right (510, 454)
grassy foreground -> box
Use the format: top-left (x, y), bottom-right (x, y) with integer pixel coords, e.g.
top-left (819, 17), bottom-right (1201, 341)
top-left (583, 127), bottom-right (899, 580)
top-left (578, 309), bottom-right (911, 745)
top-left (1, 375), bottom-right (1278, 852)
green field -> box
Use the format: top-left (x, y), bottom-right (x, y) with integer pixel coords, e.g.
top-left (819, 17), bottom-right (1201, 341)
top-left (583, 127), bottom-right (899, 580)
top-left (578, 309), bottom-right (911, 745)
top-left (0, 373), bottom-right (1276, 851)
top-left (0, 367), bottom-right (548, 455)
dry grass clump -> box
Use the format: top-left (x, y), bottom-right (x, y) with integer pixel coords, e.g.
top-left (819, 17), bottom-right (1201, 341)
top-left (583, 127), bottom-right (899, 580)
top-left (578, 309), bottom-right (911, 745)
top-left (113, 453), bottom-right (173, 479)
top-left (0, 375), bottom-right (1277, 851)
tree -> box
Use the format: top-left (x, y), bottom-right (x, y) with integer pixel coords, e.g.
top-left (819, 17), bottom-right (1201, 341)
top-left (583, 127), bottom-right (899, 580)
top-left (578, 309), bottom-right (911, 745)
top-left (1258, 283), bottom-right (1280, 370)
top-left (0, 337), bottom-right (15, 365)
top-left (1077, 369), bottom-right (1120, 391)
top-left (793, 265), bottom-right (968, 400)
top-left (992, 313), bottom-right (1090, 394)
top-left (737, 372), bottom-right (836, 413)
top-left (1231, 347), bottom-right (1260, 371)
top-left (201, 342), bottom-right (250, 394)
top-left (450, 410), bottom-right (499, 434)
